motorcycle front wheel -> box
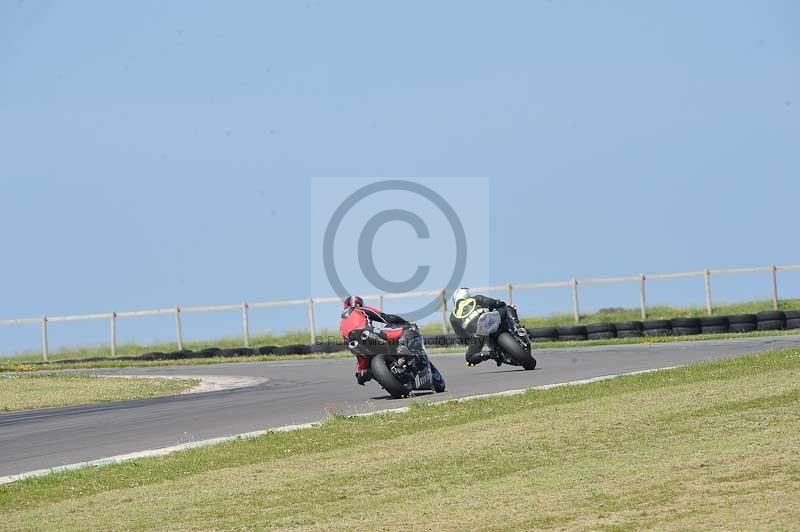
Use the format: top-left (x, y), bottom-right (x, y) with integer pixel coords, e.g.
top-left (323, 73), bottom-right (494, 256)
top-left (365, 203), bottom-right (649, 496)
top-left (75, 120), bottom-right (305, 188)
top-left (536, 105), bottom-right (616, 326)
top-left (371, 354), bottom-right (413, 398)
top-left (497, 331), bottom-right (537, 370)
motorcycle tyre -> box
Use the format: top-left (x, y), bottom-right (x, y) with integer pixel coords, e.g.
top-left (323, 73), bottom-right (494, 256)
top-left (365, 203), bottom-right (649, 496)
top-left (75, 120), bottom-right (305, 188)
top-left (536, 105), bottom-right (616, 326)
top-left (371, 353), bottom-right (413, 399)
top-left (497, 331), bottom-right (537, 370)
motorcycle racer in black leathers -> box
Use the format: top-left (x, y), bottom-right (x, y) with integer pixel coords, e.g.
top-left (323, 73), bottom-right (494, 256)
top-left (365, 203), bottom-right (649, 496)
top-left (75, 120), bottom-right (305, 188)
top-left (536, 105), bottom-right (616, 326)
top-left (449, 287), bottom-right (524, 366)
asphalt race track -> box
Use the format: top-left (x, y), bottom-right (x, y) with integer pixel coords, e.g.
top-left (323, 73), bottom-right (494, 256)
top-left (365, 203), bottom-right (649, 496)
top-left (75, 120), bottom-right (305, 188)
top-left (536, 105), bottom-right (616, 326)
top-left (2, 336), bottom-right (799, 478)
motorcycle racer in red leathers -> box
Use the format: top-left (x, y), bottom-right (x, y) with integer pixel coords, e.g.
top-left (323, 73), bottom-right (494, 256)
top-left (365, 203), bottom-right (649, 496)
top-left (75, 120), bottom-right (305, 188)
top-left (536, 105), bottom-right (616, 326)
top-left (339, 295), bottom-right (443, 390)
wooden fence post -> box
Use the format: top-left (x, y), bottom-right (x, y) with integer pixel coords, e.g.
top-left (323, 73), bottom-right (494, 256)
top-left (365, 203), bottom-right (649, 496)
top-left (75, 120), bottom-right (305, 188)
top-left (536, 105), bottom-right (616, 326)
top-left (639, 274), bottom-right (647, 320)
top-left (41, 316), bottom-right (49, 362)
top-left (571, 279), bottom-right (580, 323)
top-left (771, 264), bottom-right (779, 310)
top-left (242, 303), bottom-right (250, 347)
top-left (175, 306), bottom-right (184, 351)
top-left (110, 312), bottom-right (117, 357)
top-left (307, 298), bottom-right (316, 343)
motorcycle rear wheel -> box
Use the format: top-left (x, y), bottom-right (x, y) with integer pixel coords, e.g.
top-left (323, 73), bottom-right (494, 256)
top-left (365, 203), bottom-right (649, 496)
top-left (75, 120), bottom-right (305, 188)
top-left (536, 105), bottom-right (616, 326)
top-left (497, 331), bottom-right (537, 370)
top-left (371, 354), bottom-right (413, 398)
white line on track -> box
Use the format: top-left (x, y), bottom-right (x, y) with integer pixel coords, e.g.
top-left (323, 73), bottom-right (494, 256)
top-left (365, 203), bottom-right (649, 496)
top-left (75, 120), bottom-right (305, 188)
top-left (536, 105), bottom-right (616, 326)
top-left (0, 365), bottom-right (680, 485)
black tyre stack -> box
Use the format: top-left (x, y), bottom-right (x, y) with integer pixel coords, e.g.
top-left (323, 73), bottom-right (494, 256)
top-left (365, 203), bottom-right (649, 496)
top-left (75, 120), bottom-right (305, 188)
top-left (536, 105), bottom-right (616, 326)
top-left (139, 351), bottom-right (165, 361)
top-left (756, 311), bottom-right (786, 331)
top-left (220, 347), bottom-right (255, 357)
top-left (615, 321), bottom-right (644, 338)
top-left (528, 327), bottom-right (558, 343)
top-left (586, 322), bottom-right (616, 340)
top-left (728, 314), bottom-right (757, 333)
top-left (195, 347), bottom-right (223, 358)
top-left (273, 344), bottom-right (311, 355)
top-left (700, 316), bottom-right (729, 335)
top-left (786, 310), bottom-right (800, 330)
top-left (161, 350), bottom-right (193, 360)
top-left (643, 319), bottom-right (672, 337)
top-left (317, 342), bottom-right (342, 354)
top-left (670, 317), bottom-right (701, 336)
top-left (557, 325), bottom-right (588, 341)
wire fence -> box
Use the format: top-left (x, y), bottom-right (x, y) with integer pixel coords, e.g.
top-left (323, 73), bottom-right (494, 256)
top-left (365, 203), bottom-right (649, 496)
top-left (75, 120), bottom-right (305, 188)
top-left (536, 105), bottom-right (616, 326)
top-left (2, 263), bottom-right (799, 362)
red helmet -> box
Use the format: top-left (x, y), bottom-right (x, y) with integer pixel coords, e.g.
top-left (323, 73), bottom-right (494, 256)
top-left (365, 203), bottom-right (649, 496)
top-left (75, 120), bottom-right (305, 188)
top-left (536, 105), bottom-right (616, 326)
top-left (343, 295), bottom-right (364, 309)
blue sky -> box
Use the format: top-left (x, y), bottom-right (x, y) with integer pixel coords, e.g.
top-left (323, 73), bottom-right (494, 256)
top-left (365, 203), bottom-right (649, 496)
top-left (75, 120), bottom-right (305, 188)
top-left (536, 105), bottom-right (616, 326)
top-left (1, 1), bottom-right (798, 354)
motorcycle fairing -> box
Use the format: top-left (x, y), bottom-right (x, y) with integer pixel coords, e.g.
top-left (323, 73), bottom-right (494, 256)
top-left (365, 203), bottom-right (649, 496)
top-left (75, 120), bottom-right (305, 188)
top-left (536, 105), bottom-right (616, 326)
top-left (475, 310), bottom-right (501, 336)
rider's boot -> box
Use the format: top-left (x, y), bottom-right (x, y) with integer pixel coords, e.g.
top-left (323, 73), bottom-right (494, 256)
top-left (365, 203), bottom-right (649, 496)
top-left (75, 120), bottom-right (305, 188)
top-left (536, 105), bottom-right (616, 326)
top-left (466, 352), bottom-right (492, 367)
top-left (489, 347), bottom-right (504, 367)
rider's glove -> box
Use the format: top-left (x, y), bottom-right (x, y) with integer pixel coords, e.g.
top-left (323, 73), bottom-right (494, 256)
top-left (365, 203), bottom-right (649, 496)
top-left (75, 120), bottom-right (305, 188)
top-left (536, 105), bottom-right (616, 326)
top-left (355, 369), bottom-right (372, 386)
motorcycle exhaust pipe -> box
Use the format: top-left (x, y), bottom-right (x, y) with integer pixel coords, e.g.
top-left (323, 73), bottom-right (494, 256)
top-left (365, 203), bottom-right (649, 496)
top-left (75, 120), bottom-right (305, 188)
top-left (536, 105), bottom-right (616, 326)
top-left (360, 330), bottom-right (387, 344)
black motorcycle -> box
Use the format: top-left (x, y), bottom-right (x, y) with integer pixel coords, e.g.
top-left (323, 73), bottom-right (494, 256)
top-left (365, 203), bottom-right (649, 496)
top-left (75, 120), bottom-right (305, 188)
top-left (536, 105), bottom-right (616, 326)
top-left (476, 306), bottom-right (537, 370)
top-left (348, 327), bottom-right (446, 399)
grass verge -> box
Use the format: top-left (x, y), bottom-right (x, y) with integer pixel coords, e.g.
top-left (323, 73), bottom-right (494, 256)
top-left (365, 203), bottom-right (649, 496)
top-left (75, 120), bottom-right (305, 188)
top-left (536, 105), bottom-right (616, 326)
top-left (2, 347), bottom-right (799, 530)
top-left (0, 374), bottom-right (198, 412)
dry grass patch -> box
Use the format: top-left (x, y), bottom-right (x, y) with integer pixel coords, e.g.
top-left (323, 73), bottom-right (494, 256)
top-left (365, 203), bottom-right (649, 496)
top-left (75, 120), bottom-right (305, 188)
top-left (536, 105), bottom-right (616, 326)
top-left (0, 374), bottom-right (198, 412)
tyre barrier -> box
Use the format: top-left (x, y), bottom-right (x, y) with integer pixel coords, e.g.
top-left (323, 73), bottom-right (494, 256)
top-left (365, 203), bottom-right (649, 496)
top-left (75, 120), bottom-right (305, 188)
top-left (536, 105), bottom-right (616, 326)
top-left (195, 348), bottom-right (223, 358)
top-left (728, 314), bottom-right (757, 333)
top-left (756, 310), bottom-right (786, 331)
top-left (221, 347), bottom-right (256, 357)
top-left (557, 325), bottom-right (588, 341)
top-left (670, 317), bottom-right (702, 336)
top-left (614, 321), bottom-right (644, 338)
top-left (43, 309), bottom-right (799, 365)
top-left (786, 310), bottom-right (800, 330)
top-left (700, 316), bottom-right (729, 335)
top-left (273, 344), bottom-right (310, 355)
top-left (643, 319), bottom-right (672, 337)
top-left (586, 322), bottom-right (616, 340)
top-left (146, 350), bottom-right (191, 360)
top-left (528, 327), bottom-right (558, 342)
